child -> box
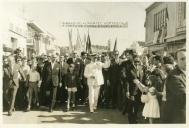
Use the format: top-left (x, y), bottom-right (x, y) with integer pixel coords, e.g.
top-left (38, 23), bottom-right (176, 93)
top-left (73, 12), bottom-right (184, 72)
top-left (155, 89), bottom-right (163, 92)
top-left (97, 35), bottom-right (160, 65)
top-left (26, 64), bottom-right (41, 111)
top-left (134, 78), bottom-right (160, 124)
top-left (65, 64), bottom-right (78, 111)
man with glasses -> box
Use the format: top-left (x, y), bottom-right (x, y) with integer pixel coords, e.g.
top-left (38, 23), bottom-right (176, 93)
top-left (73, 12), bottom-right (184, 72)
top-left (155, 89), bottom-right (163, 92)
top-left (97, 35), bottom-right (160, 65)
top-left (120, 49), bottom-right (142, 123)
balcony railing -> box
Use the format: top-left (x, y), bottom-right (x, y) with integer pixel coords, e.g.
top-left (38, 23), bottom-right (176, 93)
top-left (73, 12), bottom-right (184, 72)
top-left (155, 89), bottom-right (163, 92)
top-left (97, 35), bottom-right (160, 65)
top-left (176, 26), bottom-right (186, 35)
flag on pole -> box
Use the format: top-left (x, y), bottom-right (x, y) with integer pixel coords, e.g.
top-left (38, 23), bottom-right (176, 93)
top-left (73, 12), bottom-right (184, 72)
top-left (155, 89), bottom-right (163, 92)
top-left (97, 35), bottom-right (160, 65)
top-left (165, 7), bottom-right (169, 20)
top-left (68, 29), bottom-right (73, 53)
top-left (113, 38), bottom-right (117, 52)
top-left (83, 33), bottom-right (87, 51)
top-left (86, 32), bottom-right (92, 54)
top-left (76, 29), bottom-right (82, 54)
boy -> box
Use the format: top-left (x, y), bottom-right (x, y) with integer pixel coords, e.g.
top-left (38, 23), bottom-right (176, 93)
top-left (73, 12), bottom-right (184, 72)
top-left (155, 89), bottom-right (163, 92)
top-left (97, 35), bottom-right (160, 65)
top-left (26, 64), bottom-right (41, 111)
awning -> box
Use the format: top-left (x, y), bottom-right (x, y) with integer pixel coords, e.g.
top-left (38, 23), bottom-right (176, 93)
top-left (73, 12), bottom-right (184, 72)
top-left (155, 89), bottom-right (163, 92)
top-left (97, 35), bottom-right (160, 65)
top-left (3, 45), bottom-right (13, 52)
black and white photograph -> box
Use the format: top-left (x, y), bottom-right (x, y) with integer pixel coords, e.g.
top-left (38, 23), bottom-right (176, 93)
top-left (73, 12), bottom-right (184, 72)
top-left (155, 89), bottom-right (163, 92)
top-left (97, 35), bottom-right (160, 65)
top-left (0, 0), bottom-right (187, 127)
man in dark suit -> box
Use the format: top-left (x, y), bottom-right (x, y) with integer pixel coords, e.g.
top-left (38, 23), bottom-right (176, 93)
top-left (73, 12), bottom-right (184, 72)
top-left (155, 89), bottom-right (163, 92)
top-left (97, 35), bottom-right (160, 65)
top-left (58, 55), bottom-right (69, 105)
top-left (41, 54), bottom-right (62, 112)
top-left (6, 56), bottom-right (26, 116)
top-left (78, 51), bottom-right (88, 104)
top-left (110, 51), bottom-right (121, 109)
top-left (120, 49), bottom-right (143, 124)
top-left (164, 48), bottom-right (186, 123)
top-left (3, 57), bottom-right (12, 111)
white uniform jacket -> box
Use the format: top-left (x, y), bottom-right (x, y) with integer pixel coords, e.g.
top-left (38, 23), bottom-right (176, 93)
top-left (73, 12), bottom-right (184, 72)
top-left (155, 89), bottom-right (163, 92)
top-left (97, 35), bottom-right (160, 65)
top-left (84, 60), bottom-right (110, 86)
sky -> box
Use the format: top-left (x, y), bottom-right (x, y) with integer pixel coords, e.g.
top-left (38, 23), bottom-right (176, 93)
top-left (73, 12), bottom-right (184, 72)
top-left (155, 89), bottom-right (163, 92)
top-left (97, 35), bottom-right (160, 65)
top-left (2, 1), bottom-right (152, 53)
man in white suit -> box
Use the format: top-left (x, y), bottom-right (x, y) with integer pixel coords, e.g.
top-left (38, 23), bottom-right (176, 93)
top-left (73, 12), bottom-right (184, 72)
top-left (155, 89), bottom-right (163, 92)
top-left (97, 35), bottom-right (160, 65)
top-left (84, 54), bottom-right (110, 113)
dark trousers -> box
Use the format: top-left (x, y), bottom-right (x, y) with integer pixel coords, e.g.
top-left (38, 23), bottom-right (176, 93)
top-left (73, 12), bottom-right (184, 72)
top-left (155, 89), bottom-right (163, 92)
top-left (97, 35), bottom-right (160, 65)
top-left (50, 86), bottom-right (58, 109)
top-left (15, 81), bottom-right (28, 109)
top-left (8, 86), bottom-right (18, 112)
top-left (111, 81), bottom-right (118, 108)
top-left (127, 95), bottom-right (140, 124)
top-left (76, 78), bottom-right (88, 104)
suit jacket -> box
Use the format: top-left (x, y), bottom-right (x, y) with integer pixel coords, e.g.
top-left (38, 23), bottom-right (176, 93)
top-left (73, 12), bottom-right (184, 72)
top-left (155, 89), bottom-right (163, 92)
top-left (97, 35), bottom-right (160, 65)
top-left (78, 58), bottom-right (85, 79)
top-left (84, 60), bottom-right (110, 86)
top-left (42, 61), bottom-right (61, 87)
top-left (120, 60), bottom-right (143, 96)
top-left (11, 63), bottom-right (26, 87)
top-left (65, 71), bottom-right (78, 88)
top-left (67, 57), bottom-right (81, 76)
top-left (59, 61), bottom-right (69, 84)
top-left (109, 58), bottom-right (121, 83)
top-left (3, 65), bottom-right (12, 90)
top-left (164, 66), bottom-right (186, 123)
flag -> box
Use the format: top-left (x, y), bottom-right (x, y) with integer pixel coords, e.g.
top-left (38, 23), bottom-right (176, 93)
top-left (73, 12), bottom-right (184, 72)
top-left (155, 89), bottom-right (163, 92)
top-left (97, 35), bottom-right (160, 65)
top-left (113, 38), bottom-right (117, 52)
top-left (83, 33), bottom-right (87, 51)
top-left (86, 33), bottom-right (92, 54)
top-left (68, 29), bottom-right (73, 53)
top-left (165, 8), bottom-right (169, 20)
top-left (75, 29), bottom-right (82, 54)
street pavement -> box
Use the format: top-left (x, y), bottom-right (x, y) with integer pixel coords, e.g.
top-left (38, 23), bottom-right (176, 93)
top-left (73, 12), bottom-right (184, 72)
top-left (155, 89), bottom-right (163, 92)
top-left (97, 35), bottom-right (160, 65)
top-left (3, 105), bottom-right (130, 124)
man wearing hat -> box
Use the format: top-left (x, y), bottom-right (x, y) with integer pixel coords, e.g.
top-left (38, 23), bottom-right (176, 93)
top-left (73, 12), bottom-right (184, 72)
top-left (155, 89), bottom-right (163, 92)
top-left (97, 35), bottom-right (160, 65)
top-left (84, 53), bottom-right (110, 113)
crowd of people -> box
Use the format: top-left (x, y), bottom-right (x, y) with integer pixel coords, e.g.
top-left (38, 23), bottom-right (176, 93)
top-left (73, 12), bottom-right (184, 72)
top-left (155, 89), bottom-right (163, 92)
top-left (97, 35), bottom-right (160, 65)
top-left (3, 47), bottom-right (186, 124)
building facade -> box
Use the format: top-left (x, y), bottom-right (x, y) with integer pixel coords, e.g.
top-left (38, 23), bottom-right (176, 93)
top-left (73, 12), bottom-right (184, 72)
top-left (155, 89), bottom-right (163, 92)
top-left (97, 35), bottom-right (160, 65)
top-left (27, 22), bottom-right (56, 58)
top-left (145, 2), bottom-right (186, 55)
top-left (2, 13), bottom-right (27, 56)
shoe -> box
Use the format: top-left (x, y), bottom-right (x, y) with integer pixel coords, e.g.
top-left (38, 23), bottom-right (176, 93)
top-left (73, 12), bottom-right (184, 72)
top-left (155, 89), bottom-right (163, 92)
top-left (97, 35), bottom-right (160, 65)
top-left (36, 102), bottom-right (39, 107)
top-left (49, 109), bottom-right (53, 113)
top-left (90, 109), bottom-right (94, 113)
top-left (66, 108), bottom-right (69, 112)
top-left (12, 108), bottom-right (15, 112)
top-left (8, 111), bottom-right (12, 116)
top-left (72, 104), bottom-right (75, 107)
top-left (26, 107), bottom-right (30, 112)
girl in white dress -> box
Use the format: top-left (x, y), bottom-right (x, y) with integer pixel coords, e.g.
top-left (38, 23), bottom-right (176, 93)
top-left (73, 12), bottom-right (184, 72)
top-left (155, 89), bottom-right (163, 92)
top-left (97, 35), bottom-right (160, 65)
top-left (134, 79), bottom-right (160, 124)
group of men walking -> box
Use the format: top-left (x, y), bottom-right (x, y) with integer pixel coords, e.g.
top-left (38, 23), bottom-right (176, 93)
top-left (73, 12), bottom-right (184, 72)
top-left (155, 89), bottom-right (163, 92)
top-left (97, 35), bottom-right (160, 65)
top-left (3, 47), bottom-right (186, 124)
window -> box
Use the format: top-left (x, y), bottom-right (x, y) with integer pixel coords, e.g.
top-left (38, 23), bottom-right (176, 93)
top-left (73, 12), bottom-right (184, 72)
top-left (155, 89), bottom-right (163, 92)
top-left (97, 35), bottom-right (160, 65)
top-left (177, 2), bottom-right (186, 27)
top-left (154, 8), bottom-right (168, 32)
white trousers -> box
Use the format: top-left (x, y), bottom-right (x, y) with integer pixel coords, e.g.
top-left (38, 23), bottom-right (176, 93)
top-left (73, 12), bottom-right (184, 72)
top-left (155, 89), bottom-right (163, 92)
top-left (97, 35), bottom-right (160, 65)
top-left (88, 85), bottom-right (100, 112)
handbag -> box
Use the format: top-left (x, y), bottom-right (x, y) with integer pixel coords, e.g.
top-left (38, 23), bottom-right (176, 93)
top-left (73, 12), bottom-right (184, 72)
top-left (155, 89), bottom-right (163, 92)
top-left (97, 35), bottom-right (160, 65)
top-left (141, 92), bottom-right (149, 103)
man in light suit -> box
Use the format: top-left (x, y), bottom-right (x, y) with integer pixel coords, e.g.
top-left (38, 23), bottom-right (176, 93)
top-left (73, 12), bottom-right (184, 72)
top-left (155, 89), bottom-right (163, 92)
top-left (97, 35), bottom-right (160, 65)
top-left (164, 48), bottom-right (186, 123)
top-left (84, 54), bottom-right (110, 113)
top-left (7, 56), bottom-right (26, 116)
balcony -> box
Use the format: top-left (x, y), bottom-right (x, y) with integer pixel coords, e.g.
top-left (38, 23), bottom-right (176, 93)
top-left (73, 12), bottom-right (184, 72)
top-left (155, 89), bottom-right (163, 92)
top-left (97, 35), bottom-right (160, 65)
top-left (176, 26), bottom-right (186, 35)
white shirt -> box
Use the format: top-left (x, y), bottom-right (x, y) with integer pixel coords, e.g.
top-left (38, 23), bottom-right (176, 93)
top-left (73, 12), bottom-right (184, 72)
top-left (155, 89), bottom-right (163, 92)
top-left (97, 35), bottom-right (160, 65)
top-left (29, 70), bottom-right (40, 82)
top-left (51, 62), bottom-right (55, 69)
top-left (22, 65), bottom-right (30, 76)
